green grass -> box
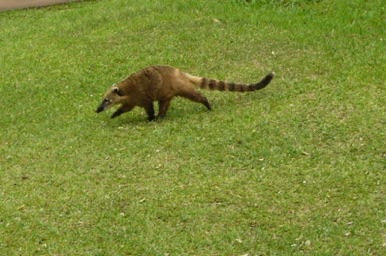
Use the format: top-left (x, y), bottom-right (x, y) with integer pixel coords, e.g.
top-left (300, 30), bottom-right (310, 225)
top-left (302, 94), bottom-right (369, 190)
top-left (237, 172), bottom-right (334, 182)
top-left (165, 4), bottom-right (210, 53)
top-left (0, 0), bottom-right (385, 255)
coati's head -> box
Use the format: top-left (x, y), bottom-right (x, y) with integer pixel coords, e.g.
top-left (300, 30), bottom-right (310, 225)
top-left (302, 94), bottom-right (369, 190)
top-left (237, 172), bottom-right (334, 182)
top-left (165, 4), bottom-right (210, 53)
top-left (95, 84), bottom-right (122, 113)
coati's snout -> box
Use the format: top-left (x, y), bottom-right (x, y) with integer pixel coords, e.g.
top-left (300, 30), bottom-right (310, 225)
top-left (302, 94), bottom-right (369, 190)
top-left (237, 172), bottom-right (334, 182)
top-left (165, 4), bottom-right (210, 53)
top-left (95, 99), bottom-right (113, 113)
top-left (95, 85), bottom-right (121, 113)
top-left (95, 99), bottom-right (108, 113)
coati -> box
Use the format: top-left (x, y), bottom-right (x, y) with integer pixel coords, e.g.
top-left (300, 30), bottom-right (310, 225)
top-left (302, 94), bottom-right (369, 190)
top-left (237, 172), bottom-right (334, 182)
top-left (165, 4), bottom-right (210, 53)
top-left (95, 65), bottom-right (274, 121)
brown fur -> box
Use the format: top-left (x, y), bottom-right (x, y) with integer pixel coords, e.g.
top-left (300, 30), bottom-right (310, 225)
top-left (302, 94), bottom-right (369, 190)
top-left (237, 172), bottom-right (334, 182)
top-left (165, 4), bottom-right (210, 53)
top-left (95, 65), bottom-right (274, 121)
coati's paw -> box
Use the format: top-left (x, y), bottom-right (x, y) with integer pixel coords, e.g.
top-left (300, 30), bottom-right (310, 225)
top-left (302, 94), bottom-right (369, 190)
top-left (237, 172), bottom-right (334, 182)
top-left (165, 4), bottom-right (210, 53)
top-left (147, 116), bottom-right (156, 122)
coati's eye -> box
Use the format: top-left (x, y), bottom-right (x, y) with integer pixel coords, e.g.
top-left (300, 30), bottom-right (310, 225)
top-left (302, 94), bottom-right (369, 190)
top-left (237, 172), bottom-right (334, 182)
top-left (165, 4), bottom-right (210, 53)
top-left (113, 87), bottom-right (120, 94)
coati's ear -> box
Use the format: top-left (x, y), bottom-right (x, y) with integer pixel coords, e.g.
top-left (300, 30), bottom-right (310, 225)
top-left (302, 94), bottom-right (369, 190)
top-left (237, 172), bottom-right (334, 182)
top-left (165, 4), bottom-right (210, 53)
top-left (111, 84), bottom-right (122, 96)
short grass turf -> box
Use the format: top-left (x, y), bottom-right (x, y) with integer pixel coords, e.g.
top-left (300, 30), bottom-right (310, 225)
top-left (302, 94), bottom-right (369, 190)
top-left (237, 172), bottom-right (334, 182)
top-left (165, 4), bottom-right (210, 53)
top-left (0, 0), bottom-right (385, 255)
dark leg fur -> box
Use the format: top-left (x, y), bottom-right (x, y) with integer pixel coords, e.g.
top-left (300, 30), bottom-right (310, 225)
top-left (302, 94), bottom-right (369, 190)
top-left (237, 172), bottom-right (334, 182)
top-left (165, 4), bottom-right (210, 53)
top-left (203, 100), bottom-right (212, 111)
top-left (111, 109), bottom-right (123, 118)
top-left (178, 90), bottom-right (212, 111)
top-left (144, 102), bottom-right (155, 121)
top-left (158, 99), bottom-right (172, 118)
top-left (110, 104), bottom-right (134, 118)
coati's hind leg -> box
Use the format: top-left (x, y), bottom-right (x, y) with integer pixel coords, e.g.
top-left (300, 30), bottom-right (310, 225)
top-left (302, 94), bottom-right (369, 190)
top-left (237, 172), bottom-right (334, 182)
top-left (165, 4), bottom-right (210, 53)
top-left (157, 98), bottom-right (172, 118)
top-left (178, 90), bottom-right (212, 111)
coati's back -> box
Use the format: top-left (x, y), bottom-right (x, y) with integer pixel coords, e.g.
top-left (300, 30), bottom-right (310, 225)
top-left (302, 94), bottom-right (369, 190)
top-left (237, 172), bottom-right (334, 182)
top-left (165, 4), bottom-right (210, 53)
top-left (114, 66), bottom-right (163, 97)
top-left (114, 65), bottom-right (190, 99)
top-left (96, 65), bottom-right (273, 121)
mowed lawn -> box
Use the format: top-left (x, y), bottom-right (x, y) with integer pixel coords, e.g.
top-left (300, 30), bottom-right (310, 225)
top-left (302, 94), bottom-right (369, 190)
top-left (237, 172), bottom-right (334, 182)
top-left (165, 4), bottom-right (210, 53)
top-left (0, 0), bottom-right (385, 255)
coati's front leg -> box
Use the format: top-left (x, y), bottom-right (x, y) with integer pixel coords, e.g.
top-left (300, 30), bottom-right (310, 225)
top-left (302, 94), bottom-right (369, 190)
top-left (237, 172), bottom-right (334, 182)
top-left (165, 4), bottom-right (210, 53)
top-left (157, 98), bottom-right (172, 118)
top-left (111, 104), bottom-right (134, 118)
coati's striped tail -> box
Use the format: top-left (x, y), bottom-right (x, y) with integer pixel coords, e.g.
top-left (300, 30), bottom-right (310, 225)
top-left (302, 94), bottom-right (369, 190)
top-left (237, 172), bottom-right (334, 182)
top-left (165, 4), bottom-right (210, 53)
top-left (188, 72), bottom-right (274, 92)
